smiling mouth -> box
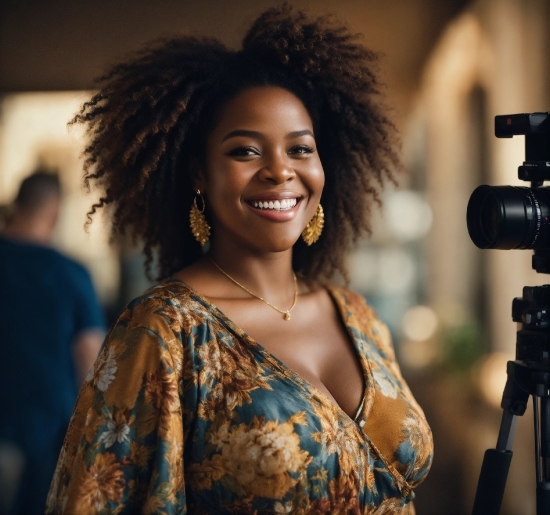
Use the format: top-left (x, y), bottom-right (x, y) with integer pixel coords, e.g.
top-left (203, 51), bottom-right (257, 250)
top-left (250, 198), bottom-right (298, 211)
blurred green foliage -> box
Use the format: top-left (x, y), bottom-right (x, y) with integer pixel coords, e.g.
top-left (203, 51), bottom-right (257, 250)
top-left (439, 321), bottom-right (486, 373)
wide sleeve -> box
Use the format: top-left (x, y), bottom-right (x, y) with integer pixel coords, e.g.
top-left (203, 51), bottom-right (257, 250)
top-left (46, 298), bottom-right (186, 514)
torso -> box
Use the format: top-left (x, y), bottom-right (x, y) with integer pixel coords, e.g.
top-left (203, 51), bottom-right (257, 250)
top-left (173, 267), bottom-right (365, 419)
top-left (46, 279), bottom-right (433, 513)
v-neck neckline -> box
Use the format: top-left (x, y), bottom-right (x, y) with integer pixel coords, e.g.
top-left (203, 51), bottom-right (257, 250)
top-left (164, 277), bottom-right (373, 425)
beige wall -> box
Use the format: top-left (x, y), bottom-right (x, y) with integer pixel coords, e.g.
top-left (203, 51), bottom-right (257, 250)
top-left (414, 2), bottom-right (548, 513)
top-left (418, 0), bottom-right (549, 354)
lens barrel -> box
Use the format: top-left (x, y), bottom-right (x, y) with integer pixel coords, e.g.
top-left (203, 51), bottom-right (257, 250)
top-left (466, 185), bottom-right (550, 249)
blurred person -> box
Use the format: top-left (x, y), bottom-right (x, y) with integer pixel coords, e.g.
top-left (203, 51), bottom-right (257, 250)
top-left (46, 5), bottom-right (433, 514)
top-left (0, 170), bottom-right (106, 515)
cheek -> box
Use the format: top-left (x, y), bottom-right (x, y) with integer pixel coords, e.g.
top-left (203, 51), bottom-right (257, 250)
top-left (312, 162), bottom-right (325, 192)
top-left (205, 165), bottom-right (250, 209)
top-left (211, 172), bottom-right (247, 197)
top-left (319, 168), bottom-right (326, 188)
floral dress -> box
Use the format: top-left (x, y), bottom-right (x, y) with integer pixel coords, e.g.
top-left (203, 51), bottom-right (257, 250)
top-left (46, 280), bottom-right (433, 514)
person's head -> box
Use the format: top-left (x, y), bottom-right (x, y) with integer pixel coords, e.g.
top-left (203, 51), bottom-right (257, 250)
top-left (15, 169), bottom-right (61, 212)
top-left (75, 4), bottom-right (400, 281)
top-left (8, 169), bottom-right (61, 242)
top-left (198, 85), bottom-right (325, 259)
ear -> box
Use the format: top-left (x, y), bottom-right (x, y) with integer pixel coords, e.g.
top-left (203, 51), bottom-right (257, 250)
top-left (189, 157), bottom-right (206, 193)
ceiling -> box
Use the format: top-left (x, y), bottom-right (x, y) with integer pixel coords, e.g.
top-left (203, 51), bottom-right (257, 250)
top-left (0, 0), bottom-right (471, 122)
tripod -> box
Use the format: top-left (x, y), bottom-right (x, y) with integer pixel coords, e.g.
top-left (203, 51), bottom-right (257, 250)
top-left (472, 276), bottom-right (550, 515)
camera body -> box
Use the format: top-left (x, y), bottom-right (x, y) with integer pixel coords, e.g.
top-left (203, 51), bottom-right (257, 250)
top-left (466, 112), bottom-right (550, 256)
top-left (495, 112), bottom-right (550, 184)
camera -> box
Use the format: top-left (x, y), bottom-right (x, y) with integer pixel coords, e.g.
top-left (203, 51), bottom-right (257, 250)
top-left (468, 112), bottom-right (550, 515)
top-left (466, 112), bottom-right (550, 251)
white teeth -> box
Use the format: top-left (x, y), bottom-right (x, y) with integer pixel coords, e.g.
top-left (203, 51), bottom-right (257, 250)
top-left (252, 198), bottom-right (297, 211)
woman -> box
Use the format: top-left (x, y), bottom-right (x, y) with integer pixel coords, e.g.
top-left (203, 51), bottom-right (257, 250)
top-left (46, 5), bottom-right (433, 514)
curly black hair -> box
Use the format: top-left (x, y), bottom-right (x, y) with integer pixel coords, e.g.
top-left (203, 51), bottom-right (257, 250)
top-left (74, 3), bottom-right (400, 282)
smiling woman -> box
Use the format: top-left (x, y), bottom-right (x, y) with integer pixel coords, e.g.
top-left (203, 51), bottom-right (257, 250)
top-left (46, 4), bottom-right (433, 514)
top-left (195, 86), bottom-right (324, 256)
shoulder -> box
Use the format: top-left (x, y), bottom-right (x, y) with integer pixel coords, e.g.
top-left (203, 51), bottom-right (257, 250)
top-left (115, 279), bottom-right (216, 338)
top-left (0, 237), bottom-right (85, 280)
top-left (10, 241), bottom-right (94, 282)
top-left (102, 280), bottom-right (222, 384)
top-left (326, 283), bottom-right (376, 320)
top-left (49, 249), bottom-right (90, 278)
top-left (327, 283), bottom-right (396, 361)
top-left (0, 236), bottom-right (59, 263)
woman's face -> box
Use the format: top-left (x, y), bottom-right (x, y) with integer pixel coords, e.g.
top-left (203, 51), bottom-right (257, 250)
top-left (200, 86), bottom-right (325, 254)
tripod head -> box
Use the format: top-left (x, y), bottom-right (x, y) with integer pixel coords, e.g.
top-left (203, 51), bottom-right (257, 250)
top-left (496, 112), bottom-right (550, 187)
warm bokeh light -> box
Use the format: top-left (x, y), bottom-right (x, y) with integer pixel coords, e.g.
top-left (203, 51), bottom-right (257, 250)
top-left (399, 305), bottom-right (440, 369)
top-left (383, 190), bottom-right (433, 242)
top-left (402, 305), bottom-right (439, 341)
top-left (475, 352), bottom-right (511, 409)
top-left (400, 339), bottom-right (439, 369)
top-left (436, 299), bottom-right (469, 328)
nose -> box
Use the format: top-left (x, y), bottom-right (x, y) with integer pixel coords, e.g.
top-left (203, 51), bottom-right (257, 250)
top-left (258, 151), bottom-right (295, 184)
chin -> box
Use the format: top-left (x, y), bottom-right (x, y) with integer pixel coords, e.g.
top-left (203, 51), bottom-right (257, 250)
top-left (248, 235), bottom-right (300, 254)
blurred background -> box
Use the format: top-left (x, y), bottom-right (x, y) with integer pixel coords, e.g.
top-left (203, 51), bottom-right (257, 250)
top-left (0, 0), bottom-right (548, 513)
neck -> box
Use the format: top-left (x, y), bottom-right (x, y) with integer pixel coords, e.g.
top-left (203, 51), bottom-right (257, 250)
top-left (2, 213), bottom-right (54, 245)
top-left (208, 240), bottom-right (297, 302)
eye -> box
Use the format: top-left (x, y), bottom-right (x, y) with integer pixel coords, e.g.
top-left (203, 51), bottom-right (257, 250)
top-left (288, 144), bottom-right (316, 156)
top-left (226, 146), bottom-right (260, 157)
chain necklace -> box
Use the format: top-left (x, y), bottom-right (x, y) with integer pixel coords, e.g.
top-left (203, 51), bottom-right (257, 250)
top-left (210, 258), bottom-right (298, 321)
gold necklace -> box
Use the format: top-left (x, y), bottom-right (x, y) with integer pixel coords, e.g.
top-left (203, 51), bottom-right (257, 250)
top-left (210, 258), bottom-right (298, 321)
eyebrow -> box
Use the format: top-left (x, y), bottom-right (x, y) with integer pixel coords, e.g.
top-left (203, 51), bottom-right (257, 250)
top-left (221, 129), bottom-right (314, 142)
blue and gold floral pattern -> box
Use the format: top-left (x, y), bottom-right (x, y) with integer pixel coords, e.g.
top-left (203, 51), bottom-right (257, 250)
top-left (46, 280), bottom-right (433, 514)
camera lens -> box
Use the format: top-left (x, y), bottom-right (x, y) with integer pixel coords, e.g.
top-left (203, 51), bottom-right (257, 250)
top-left (478, 190), bottom-right (500, 243)
top-left (467, 185), bottom-right (550, 249)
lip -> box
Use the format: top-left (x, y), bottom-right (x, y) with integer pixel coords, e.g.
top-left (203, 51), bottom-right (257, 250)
top-left (245, 195), bottom-right (303, 222)
top-left (245, 192), bottom-right (304, 202)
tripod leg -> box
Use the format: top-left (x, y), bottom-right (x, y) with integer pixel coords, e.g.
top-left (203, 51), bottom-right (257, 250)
top-left (472, 411), bottom-right (515, 515)
top-left (537, 483), bottom-right (550, 515)
top-left (496, 409), bottom-right (519, 452)
top-left (541, 396), bottom-right (550, 481)
top-left (472, 361), bottom-right (529, 515)
top-left (535, 396), bottom-right (550, 515)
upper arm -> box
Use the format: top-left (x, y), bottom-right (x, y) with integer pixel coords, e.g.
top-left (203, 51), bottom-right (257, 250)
top-left (72, 328), bottom-right (104, 385)
top-left (71, 265), bottom-right (106, 336)
top-left (47, 303), bottom-right (187, 514)
top-left (69, 266), bottom-right (107, 384)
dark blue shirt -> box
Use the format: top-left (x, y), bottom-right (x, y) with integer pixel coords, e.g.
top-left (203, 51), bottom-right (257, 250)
top-left (0, 236), bottom-right (106, 454)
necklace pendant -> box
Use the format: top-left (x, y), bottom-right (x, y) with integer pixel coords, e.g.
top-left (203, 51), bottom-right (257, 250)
top-left (284, 312), bottom-right (291, 321)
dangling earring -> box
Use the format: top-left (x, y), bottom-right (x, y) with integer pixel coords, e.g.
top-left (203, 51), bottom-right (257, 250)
top-left (301, 204), bottom-right (324, 245)
top-left (189, 190), bottom-right (211, 246)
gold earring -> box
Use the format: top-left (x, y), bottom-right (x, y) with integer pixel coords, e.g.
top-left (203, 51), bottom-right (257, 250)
top-left (189, 190), bottom-right (211, 246)
top-left (301, 204), bottom-right (324, 245)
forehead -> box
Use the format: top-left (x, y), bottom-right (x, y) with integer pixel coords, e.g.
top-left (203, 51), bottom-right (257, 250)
top-left (210, 86), bottom-right (314, 137)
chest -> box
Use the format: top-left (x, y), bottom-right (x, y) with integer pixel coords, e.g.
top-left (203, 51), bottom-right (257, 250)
top-left (207, 289), bottom-right (365, 419)
top-left (181, 297), bottom-right (432, 512)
